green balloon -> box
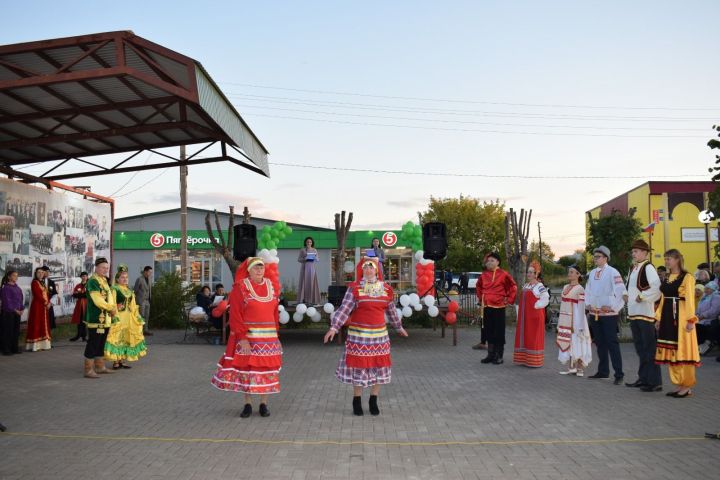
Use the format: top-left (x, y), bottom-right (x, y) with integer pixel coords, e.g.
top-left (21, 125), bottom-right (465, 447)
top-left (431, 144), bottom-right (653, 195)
top-left (284, 226), bottom-right (292, 235)
top-left (267, 241), bottom-right (277, 250)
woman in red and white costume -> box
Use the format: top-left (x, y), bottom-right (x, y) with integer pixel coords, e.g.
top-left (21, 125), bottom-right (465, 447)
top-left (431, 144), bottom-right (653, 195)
top-left (513, 260), bottom-right (550, 367)
top-left (211, 257), bottom-right (281, 418)
top-left (324, 257), bottom-right (408, 416)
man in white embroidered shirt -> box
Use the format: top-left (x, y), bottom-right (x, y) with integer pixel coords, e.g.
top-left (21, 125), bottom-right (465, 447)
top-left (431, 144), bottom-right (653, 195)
top-left (624, 239), bottom-right (663, 392)
top-left (585, 245), bottom-right (627, 384)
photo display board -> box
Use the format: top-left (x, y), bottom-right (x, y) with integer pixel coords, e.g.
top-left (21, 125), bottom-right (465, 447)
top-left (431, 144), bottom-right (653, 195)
top-left (0, 178), bottom-right (112, 318)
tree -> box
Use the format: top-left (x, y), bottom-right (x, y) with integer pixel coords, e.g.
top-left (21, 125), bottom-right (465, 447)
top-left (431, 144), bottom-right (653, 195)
top-left (707, 125), bottom-right (720, 259)
top-left (333, 210), bottom-right (353, 286)
top-left (586, 209), bottom-right (642, 277)
top-left (420, 196), bottom-right (505, 272)
top-left (529, 240), bottom-right (555, 263)
top-left (504, 208), bottom-right (532, 292)
top-left (204, 206), bottom-right (243, 275)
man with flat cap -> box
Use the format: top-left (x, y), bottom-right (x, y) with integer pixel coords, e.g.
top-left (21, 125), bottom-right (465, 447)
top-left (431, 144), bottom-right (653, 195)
top-left (585, 245), bottom-right (627, 384)
top-left (624, 239), bottom-right (663, 392)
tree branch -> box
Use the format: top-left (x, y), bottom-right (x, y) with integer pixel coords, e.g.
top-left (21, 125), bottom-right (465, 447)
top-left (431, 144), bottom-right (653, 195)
top-left (214, 209), bottom-right (226, 250)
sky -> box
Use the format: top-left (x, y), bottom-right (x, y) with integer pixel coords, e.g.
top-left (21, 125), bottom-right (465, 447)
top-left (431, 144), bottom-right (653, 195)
top-left (3, 1), bottom-right (720, 257)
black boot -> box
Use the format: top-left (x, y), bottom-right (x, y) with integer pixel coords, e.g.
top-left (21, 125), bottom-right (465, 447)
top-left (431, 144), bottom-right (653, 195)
top-left (69, 335), bottom-right (80, 342)
top-left (239, 403), bottom-right (252, 418)
top-left (259, 403), bottom-right (270, 417)
top-left (369, 395), bottom-right (380, 416)
top-left (352, 396), bottom-right (364, 416)
top-left (481, 344), bottom-right (495, 364)
top-left (492, 345), bottom-right (504, 364)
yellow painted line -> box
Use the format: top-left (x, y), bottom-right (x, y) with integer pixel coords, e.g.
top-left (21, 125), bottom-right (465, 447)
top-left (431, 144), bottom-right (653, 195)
top-left (0, 432), bottom-right (706, 447)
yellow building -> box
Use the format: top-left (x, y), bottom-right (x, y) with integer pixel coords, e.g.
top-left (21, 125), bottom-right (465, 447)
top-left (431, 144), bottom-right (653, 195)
top-left (586, 181), bottom-right (718, 269)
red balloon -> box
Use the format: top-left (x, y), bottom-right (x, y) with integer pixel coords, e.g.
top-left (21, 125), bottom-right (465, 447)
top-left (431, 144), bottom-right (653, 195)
top-left (445, 312), bottom-right (457, 325)
top-left (448, 301), bottom-right (459, 313)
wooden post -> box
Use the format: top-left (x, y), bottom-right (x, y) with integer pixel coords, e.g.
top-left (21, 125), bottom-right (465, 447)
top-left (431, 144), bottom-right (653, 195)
top-left (179, 145), bottom-right (189, 283)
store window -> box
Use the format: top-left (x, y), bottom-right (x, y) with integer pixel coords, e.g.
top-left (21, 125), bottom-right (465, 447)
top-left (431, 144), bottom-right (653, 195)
top-left (384, 247), bottom-right (413, 292)
top-left (154, 249), bottom-right (222, 288)
top-left (331, 248), bottom-right (356, 284)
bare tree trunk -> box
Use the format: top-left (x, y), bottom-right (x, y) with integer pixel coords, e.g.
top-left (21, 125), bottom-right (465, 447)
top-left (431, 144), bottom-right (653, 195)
top-left (334, 210), bottom-right (354, 285)
top-left (504, 208), bottom-right (532, 301)
top-left (205, 206), bottom-right (241, 276)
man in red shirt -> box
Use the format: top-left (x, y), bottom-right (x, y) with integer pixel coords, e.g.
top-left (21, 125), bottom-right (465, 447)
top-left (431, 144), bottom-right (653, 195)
top-left (475, 253), bottom-right (517, 364)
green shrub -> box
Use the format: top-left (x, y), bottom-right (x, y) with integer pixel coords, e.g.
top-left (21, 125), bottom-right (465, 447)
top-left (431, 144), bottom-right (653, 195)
top-left (150, 272), bottom-right (195, 329)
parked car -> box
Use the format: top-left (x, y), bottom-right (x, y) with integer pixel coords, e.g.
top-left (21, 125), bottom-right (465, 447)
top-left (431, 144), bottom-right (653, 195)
top-left (451, 272), bottom-right (481, 291)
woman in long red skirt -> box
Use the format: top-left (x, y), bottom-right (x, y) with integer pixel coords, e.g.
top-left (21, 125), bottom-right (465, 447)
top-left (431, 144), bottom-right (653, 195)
top-left (513, 261), bottom-right (550, 367)
top-left (211, 257), bottom-right (281, 418)
top-left (26, 267), bottom-right (51, 352)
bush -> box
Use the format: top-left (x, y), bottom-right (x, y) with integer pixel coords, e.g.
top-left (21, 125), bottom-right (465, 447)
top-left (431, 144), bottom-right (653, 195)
top-left (150, 272), bottom-right (195, 329)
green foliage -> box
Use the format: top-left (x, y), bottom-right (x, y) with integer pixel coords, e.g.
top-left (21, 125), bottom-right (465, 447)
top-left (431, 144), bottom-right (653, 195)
top-left (420, 196), bottom-right (506, 272)
top-left (586, 210), bottom-right (642, 277)
top-left (707, 124), bottom-right (720, 180)
top-left (529, 240), bottom-right (555, 262)
top-left (150, 272), bottom-right (196, 329)
top-left (258, 221), bottom-right (293, 250)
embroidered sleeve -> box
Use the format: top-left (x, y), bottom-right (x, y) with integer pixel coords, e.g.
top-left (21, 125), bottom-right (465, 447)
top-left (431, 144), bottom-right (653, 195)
top-left (330, 288), bottom-right (356, 331)
top-left (611, 270), bottom-right (628, 312)
top-left (87, 278), bottom-right (114, 312)
top-left (533, 283), bottom-right (550, 309)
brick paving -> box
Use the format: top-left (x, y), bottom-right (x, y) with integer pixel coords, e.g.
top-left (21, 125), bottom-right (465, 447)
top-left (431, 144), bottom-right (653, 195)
top-left (1, 327), bottom-right (719, 480)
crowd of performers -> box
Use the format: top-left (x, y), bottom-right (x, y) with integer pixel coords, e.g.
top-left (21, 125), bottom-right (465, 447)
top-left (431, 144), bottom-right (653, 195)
top-left (472, 241), bottom-right (701, 398)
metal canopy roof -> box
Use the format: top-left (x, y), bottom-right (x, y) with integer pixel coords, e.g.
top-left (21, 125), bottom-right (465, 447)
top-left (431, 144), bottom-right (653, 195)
top-left (0, 31), bottom-right (270, 180)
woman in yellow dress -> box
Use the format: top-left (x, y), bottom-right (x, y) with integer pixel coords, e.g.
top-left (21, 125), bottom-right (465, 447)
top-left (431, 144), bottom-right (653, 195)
top-left (655, 249), bottom-right (701, 398)
top-left (105, 265), bottom-right (147, 369)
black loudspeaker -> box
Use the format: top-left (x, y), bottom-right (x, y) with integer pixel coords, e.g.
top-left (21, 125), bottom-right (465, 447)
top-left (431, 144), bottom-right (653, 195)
top-left (422, 222), bottom-right (447, 261)
top-left (233, 224), bottom-right (257, 261)
top-left (328, 285), bottom-right (348, 307)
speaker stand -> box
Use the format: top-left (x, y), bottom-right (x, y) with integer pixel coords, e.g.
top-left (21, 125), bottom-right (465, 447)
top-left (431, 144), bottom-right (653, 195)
top-left (419, 281), bottom-right (458, 346)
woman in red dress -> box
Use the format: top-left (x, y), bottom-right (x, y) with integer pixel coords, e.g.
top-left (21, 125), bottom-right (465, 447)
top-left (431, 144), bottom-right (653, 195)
top-left (513, 261), bottom-right (550, 368)
top-left (323, 257), bottom-right (408, 416)
top-left (26, 267), bottom-right (51, 351)
top-left (69, 272), bottom-right (88, 342)
top-left (211, 257), bottom-right (281, 418)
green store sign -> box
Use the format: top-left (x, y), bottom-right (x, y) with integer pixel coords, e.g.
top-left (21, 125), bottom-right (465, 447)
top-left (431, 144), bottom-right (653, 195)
top-left (113, 229), bottom-right (408, 250)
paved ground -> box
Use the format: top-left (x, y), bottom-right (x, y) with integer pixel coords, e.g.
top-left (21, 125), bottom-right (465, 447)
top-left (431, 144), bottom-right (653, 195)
top-left (1, 326), bottom-right (719, 480)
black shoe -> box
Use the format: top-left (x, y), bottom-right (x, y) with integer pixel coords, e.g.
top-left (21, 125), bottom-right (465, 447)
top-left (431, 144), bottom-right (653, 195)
top-left (481, 345), bottom-right (495, 364)
top-left (492, 356), bottom-right (504, 365)
top-left (81, 338), bottom-right (87, 342)
top-left (120, 364), bottom-right (132, 369)
top-left (588, 373), bottom-right (609, 379)
top-left (69, 336), bottom-right (79, 342)
top-left (10, 350), bottom-right (21, 355)
top-left (613, 376), bottom-right (624, 385)
top-left (369, 395), bottom-right (380, 416)
top-left (144, 331), bottom-right (154, 336)
top-left (492, 346), bottom-right (504, 364)
top-left (240, 404), bottom-right (252, 418)
top-left (0, 422), bottom-right (6, 432)
top-left (625, 379), bottom-right (644, 388)
top-left (640, 385), bottom-right (662, 392)
top-left (352, 396), bottom-right (363, 416)
top-left (259, 404), bottom-right (270, 417)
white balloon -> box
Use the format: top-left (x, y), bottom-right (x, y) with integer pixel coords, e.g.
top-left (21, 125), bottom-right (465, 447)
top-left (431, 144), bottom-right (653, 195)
top-left (395, 308), bottom-right (403, 319)
top-left (343, 260), bottom-right (355, 273)
top-left (279, 311), bottom-right (290, 324)
top-left (270, 249), bottom-right (278, 257)
top-left (295, 303), bottom-right (308, 315)
top-left (293, 311), bottom-right (304, 323)
top-left (259, 248), bottom-right (270, 257)
top-left (428, 305), bottom-right (439, 317)
top-left (402, 306), bottom-right (413, 318)
top-left (323, 303), bottom-right (335, 314)
top-left (278, 305), bottom-right (286, 312)
top-left (311, 312), bottom-right (322, 322)
top-left (414, 250), bottom-right (424, 261)
top-left (306, 307), bottom-right (317, 317)
top-left (413, 303), bottom-right (423, 311)
top-left (409, 293), bottom-right (420, 305)
top-left (399, 295), bottom-right (411, 307)
top-left (423, 296), bottom-right (436, 307)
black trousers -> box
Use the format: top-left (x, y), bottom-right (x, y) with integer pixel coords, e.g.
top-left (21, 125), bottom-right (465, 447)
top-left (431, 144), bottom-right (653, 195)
top-left (484, 307), bottom-right (506, 346)
top-left (697, 319), bottom-right (720, 344)
top-left (589, 314), bottom-right (624, 378)
top-left (84, 328), bottom-right (108, 359)
top-left (0, 311), bottom-right (21, 354)
top-left (73, 322), bottom-right (87, 339)
top-left (630, 320), bottom-right (662, 386)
